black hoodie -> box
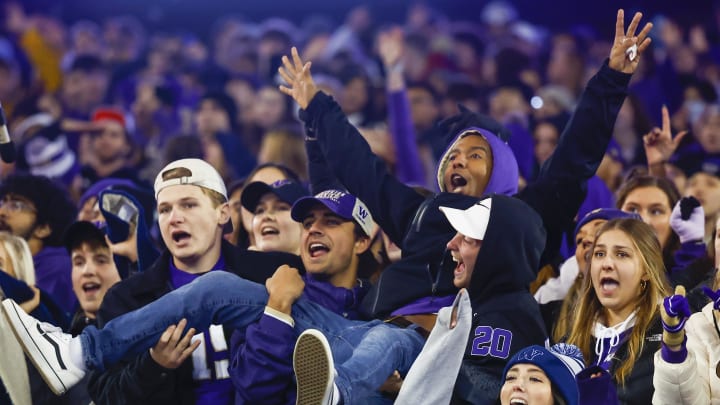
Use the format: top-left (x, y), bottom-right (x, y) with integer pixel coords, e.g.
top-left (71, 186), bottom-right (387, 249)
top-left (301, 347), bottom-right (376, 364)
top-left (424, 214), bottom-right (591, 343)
top-left (450, 195), bottom-right (548, 404)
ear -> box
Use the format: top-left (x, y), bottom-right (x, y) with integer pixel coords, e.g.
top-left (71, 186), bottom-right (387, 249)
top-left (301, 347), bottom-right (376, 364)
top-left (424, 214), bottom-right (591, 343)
top-left (32, 223), bottom-right (51, 240)
top-left (217, 202), bottom-right (231, 225)
top-left (354, 234), bottom-right (372, 255)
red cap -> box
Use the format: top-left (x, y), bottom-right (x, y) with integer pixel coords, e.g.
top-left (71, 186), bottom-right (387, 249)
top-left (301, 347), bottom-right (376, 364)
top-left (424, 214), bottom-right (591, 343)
top-left (91, 108), bottom-right (126, 128)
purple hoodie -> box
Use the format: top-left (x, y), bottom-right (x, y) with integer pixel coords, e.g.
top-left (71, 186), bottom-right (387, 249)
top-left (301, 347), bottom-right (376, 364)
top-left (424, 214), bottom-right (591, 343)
top-left (435, 126), bottom-right (519, 197)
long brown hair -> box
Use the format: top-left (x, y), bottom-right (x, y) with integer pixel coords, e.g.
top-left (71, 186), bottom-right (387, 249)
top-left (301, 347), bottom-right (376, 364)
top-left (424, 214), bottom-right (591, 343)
top-left (615, 175), bottom-right (680, 268)
top-left (566, 218), bottom-right (670, 385)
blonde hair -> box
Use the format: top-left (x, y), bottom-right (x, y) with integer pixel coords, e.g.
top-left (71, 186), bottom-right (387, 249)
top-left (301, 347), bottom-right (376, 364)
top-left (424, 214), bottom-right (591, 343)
top-left (566, 218), bottom-right (669, 385)
top-left (0, 232), bottom-right (36, 285)
top-left (258, 129), bottom-right (308, 181)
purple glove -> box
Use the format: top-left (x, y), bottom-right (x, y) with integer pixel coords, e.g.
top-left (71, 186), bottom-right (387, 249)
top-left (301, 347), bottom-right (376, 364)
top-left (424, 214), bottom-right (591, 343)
top-left (670, 196), bottom-right (705, 243)
top-left (703, 286), bottom-right (720, 310)
top-left (662, 294), bottom-right (691, 334)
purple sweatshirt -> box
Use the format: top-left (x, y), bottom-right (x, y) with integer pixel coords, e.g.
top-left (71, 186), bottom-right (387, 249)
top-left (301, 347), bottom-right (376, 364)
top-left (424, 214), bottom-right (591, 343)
top-left (229, 275), bottom-right (370, 405)
top-left (33, 246), bottom-right (76, 315)
top-left (387, 90), bottom-right (427, 186)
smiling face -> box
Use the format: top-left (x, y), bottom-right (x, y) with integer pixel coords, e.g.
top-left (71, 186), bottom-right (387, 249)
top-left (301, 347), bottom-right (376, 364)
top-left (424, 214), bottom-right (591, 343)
top-left (299, 205), bottom-right (369, 288)
top-left (500, 364), bottom-right (554, 405)
top-left (620, 187), bottom-right (672, 248)
top-left (71, 243), bottom-right (121, 318)
top-left (252, 193), bottom-right (302, 254)
top-left (446, 231), bottom-right (482, 289)
top-left (590, 229), bottom-right (646, 325)
top-left (157, 185), bottom-right (229, 272)
top-left (442, 134), bottom-right (494, 197)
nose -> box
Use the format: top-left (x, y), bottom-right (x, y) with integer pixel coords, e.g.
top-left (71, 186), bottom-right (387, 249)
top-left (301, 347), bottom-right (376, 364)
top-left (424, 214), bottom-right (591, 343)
top-left (452, 156), bottom-right (466, 168)
top-left (307, 221), bottom-right (324, 236)
top-left (168, 207), bottom-right (183, 223)
top-left (447, 233), bottom-right (462, 251)
top-left (510, 379), bottom-right (525, 392)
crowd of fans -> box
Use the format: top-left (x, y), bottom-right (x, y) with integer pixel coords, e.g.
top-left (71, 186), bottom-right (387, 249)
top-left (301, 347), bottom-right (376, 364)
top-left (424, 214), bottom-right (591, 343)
top-left (0, 0), bottom-right (720, 404)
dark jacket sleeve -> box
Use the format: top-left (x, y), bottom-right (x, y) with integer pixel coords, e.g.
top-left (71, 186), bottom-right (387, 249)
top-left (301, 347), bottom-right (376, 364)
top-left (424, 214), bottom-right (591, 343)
top-left (86, 282), bottom-right (193, 405)
top-left (518, 61), bottom-right (631, 266)
top-left (87, 352), bottom-right (189, 405)
top-left (305, 138), bottom-right (344, 194)
top-left (230, 315), bottom-right (297, 405)
top-left (301, 92), bottom-right (426, 246)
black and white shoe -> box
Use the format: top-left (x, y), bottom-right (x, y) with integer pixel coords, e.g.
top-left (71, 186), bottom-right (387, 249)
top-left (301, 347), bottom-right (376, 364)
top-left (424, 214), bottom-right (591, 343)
top-left (294, 329), bottom-right (337, 405)
top-left (1, 299), bottom-right (85, 395)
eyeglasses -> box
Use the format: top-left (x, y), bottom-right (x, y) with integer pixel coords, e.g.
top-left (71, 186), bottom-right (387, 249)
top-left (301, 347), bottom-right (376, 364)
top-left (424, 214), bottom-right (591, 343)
top-left (0, 199), bottom-right (36, 213)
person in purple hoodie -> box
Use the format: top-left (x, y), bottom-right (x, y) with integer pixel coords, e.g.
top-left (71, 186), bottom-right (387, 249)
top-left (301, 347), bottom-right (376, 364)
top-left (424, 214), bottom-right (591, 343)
top-left (0, 173), bottom-right (77, 316)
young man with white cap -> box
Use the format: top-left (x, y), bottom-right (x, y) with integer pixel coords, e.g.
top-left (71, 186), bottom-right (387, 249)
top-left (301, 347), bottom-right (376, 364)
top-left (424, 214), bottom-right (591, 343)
top-left (81, 158), bottom-right (241, 404)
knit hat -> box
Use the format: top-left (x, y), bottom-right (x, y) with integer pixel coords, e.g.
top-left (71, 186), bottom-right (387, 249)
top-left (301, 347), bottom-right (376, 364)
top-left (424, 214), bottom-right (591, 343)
top-left (503, 343), bottom-right (585, 405)
top-left (241, 179), bottom-right (309, 212)
top-left (154, 158), bottom-right (227, 200)
top-left (291, 189), bottom-right (375, 237)
top-left (573, 208), bottom-right (640, 240)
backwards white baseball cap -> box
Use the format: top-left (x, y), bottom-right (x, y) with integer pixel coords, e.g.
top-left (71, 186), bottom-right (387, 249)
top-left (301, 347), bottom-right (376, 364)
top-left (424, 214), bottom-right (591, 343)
top-left (439, 198), bottom-right (492, 240)
top-left (154, 158), bottom-right (227, 200)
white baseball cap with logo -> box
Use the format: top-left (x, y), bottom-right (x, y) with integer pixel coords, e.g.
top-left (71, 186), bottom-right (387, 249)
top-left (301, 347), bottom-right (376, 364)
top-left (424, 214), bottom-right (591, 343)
top-left (154, 158), bottom-right (227, 200)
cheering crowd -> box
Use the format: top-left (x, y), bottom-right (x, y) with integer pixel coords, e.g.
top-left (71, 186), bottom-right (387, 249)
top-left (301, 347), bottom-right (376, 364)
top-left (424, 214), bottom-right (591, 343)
top-left (1, 1), bottom-right (720, 404)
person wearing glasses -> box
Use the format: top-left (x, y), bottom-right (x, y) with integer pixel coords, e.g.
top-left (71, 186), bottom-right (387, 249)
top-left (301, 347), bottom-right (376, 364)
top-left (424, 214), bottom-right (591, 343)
top-left (0, 173), bottom-right (78, 316)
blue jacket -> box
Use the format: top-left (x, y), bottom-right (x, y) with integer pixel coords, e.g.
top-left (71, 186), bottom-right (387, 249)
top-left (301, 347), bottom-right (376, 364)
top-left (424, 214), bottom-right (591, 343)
top-left (299, 61), bottom-right (631, 319)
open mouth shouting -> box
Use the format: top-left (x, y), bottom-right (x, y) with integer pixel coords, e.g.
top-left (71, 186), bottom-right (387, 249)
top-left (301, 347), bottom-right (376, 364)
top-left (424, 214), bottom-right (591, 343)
top-left (509, 398), bottom-right (527, 405)
top-left (171, 230), bottom-right (192, 246)
top-left (450, 173), bottom-right (468, 192)
top-left (81, 282), bottom-right (101, 298)
top-left (307, 241), bottom-right (330, 259)
top-left (261, 226), bottom-right (279, 237)
top-left (451, 252), bottom-right (466, 278)
top-left (598, 276), bottom-right (620, 295)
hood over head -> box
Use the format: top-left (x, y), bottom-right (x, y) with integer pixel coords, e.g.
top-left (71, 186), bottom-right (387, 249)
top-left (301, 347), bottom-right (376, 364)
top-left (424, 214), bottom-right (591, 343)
top-left (440, 194), bottom-right (544, 301)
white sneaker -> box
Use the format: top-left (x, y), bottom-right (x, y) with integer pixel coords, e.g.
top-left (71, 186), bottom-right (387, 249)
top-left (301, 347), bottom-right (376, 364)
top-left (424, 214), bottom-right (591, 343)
top-left (2, 299), bottom-right (85, 395)
top-left (294, 329), bottom-right (337, 405)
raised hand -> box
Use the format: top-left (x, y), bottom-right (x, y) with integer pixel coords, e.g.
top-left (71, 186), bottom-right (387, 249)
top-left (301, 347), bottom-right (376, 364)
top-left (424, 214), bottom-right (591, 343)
top-left (150, 318), bottom-right (201, 369)
top-left (378, 27), bottom-right (404, 69)
top-left (278, 47), bottom-right (319, 110)
top-left (702, 285), bottom-right (720, 310)
top-left (608, 9), bottom-right (653, 74)
top-left (644, 105), bottom-right (688, 167)
top-left (660, 285), bottom-right (690, 350)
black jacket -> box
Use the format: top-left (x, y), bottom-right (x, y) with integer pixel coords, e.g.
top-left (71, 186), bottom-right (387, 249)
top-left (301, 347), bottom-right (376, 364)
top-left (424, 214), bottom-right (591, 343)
top-left (300, 62), bottom-right (631, 318)
top-left (86, 240), bottom-right (242, 405)
top-left (602, 318), bottom-right (662, 405)
top-left (450, 195), bottom-right (548, 404)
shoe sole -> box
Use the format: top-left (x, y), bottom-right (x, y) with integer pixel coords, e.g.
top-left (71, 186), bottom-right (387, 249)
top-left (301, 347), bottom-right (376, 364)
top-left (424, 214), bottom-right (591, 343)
top-left (2, 300), bottom-right (67, 395)
top-left (294, 330), bottom-right (334, 405)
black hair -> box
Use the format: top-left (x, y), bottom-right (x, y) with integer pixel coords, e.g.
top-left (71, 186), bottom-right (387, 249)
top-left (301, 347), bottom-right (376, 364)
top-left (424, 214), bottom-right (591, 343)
top-left (0, 173), bottom-right (77, 247)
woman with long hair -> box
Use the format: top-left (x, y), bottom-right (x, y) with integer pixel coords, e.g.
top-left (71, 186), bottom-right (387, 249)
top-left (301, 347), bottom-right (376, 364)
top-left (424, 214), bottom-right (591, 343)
top-left (566, 218), bottom-right (670, 403)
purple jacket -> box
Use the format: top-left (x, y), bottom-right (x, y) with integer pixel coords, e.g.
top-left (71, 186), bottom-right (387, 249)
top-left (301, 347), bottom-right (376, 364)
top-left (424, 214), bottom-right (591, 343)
top-left (229, 275), bottom-right (369, 404)
top-left (33, 246), bottom-right (76, 315)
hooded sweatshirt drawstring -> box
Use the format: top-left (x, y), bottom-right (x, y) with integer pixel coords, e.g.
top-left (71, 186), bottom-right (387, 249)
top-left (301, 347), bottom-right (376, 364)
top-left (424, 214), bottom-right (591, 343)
top-left (593, 311), bottom-right (637, 367)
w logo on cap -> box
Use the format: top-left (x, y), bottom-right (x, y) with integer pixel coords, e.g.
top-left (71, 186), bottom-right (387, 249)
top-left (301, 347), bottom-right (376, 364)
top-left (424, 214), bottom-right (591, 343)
top-left (357, 205), bottom-right (369, 220)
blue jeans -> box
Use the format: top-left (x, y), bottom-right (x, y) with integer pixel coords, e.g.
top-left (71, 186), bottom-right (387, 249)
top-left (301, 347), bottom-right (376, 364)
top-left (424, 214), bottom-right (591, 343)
top-left (79, 271), bottom-right (425, 403)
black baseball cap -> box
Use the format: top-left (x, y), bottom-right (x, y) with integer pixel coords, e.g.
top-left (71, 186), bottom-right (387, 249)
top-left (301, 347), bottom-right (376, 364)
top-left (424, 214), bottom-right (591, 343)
top-left (241, 179), bottom-right (310, 212)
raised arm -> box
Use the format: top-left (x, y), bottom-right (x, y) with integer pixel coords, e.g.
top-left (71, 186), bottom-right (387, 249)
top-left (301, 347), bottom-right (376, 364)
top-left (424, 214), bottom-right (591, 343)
top-left (539, 9), bottom-right (653, 181)
top-left (379, 27), bottom-right (426, 186)
top-left (280, 48), bottom-right (426, 245)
